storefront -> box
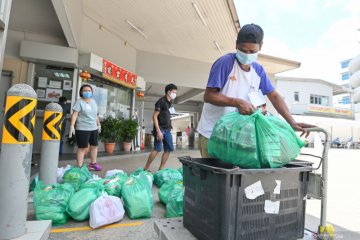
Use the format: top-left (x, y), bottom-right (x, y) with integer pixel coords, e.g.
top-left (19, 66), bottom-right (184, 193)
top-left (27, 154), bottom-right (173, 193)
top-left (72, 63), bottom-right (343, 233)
top-left (20, 42), bottom-right (145, 153)
top-left (79, 53), bottom-right (139, 120)
top-left (79, 53), bottom-right (146, 152)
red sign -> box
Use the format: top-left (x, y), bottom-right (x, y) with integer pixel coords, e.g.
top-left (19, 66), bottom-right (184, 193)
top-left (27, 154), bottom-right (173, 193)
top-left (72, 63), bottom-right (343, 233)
top-left (102, 59), bottom-right (137, 89)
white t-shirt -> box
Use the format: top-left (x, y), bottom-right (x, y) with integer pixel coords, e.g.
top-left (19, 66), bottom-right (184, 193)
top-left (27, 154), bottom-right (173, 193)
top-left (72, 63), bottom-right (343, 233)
top-left (72, 98), bottom-right (98, 131)
top-left (197, 53), bottom-right (274, 138)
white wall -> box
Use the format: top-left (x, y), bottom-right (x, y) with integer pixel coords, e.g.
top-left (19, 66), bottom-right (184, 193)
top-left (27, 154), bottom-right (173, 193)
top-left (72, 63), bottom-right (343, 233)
top-left (5, 30), bottom-right (68, 59)
top-left (79, 15), bottom-right (137, 72)
top-left (276, 79), bottom-right (333, 115)
top-left (136, 50), bottom-right (212, 89)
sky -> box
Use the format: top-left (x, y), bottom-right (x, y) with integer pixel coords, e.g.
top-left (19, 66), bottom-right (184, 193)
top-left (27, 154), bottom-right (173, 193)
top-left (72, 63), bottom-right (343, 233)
top-left (235, 0), bottom-right (360, 84)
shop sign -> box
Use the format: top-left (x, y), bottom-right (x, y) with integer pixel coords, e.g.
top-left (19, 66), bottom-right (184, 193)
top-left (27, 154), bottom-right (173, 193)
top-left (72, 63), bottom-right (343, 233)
top-left (308, 105), bottom-right (352, 116)
top-left (102, 59), bottom-right (137, 89)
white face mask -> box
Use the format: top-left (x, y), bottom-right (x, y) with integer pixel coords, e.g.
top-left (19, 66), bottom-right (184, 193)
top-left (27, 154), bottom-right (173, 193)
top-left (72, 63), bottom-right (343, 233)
top-left (170, 92), bottom-right (177, 100)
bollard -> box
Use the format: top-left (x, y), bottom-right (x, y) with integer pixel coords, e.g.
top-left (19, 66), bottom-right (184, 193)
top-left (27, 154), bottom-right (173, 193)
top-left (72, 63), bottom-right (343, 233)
top-left (39, 103), bottom-right (63, 185)
top-left (0, 84), bottom-right (37, 239)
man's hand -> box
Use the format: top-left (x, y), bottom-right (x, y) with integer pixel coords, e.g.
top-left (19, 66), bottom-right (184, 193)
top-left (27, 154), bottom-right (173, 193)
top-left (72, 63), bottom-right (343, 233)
top-left (290, 122), bottom-right (316, 138)
top-left (69, 125), bottom-right (75, 138)
top-left (156, 129), bottom-right (164, 141)
top-left (233, 98), bottom-right (256, 115)
top-left (98, 124), bottom-right (101, 133)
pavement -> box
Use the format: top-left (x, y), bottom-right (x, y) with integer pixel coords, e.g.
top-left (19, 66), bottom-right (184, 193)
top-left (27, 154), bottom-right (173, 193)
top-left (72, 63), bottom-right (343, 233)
top-left (27, 148), bottom-right (360, 240)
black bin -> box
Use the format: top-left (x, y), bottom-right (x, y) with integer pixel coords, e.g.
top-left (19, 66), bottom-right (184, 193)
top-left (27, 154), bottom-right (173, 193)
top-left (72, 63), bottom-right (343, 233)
top-left (179, 156), bottom-right (312, 240)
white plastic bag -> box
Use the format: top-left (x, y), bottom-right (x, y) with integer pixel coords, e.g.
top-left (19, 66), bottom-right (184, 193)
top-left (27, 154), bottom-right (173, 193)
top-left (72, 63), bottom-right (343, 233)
top-left (89, 195), bottom-right (125, 229)
top-left (57, 165), bottom-right (71, 183)
top-left (105, 169), bottom-right (125, 179)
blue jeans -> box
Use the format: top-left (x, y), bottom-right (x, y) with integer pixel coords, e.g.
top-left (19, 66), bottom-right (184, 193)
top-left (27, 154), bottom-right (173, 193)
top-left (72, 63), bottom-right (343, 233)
top-left (153, 129), bottom-right (174, 152)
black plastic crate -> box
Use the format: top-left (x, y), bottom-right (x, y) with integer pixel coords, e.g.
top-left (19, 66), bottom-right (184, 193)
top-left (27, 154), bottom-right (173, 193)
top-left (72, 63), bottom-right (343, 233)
top-left (179, 157), bottom-right (312, 240)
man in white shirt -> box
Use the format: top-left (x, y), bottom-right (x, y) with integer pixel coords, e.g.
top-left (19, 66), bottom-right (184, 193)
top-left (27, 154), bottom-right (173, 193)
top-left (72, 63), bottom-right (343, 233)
top-left (197, 23), bottom-right (313, 157)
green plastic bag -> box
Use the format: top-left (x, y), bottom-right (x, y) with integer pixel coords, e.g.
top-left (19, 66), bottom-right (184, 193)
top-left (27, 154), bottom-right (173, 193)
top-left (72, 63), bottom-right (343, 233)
top-left (153, 168), bottom-right (183, 187)
top-left (131, 168), bottom-right (153, 188)
top-left (67, 187), bottom-right (101, 221)
top-left (166, 187), bottom-right (184, 218)
top-left (121, 177), bottom-right (153, 219)
top-left (261, 116), bottom-right (305, 168)
top-left (102, 172), bottom-right (128, 197)
top-left (209, 111), bottom-right (304, 168)
top-left (29, 175), bottom-right (38, 192)
top-left (158, 180), bottom-right (183, 205)
top-left (33, 182), bottom-right (74, 226)
top-left (63, 166), bottom-right (92, 191)
top-left (80, 178), bottom-right (105, 190)
top-left (208, 111), bottom-right (260, 168)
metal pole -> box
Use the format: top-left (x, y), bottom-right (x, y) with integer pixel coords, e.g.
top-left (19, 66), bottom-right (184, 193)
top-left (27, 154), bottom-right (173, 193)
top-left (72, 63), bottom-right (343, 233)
top-left (39, 103), bottom-right (63, 185)
top-left (307, 128), bottom-right (331, 238)
top-left (130, 88), bottom-right (136, 118)
top-left (0, 84), bottom-right (37, 239)
top-left (318, 128), bottom-right (330, 228)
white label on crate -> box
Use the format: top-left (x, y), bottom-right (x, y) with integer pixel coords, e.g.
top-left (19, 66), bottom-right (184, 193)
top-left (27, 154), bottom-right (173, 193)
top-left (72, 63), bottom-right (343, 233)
top-left (244, 181), bottom-right (264, 199)
top-left (264, 200), bottom-right (280, 214)
top-left (274, 180), bottom-right (281, 194)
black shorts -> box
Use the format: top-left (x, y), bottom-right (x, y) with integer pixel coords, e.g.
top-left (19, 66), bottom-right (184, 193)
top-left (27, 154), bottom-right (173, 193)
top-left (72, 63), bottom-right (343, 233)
top-left (75, 130), bottom-right (98, 148)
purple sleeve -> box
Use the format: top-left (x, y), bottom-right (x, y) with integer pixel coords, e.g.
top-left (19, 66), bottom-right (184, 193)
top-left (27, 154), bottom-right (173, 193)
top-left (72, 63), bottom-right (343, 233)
top-left (207, 53), bottom-right (235, 89)
top-left (252, 62), bottom-right (275, 95)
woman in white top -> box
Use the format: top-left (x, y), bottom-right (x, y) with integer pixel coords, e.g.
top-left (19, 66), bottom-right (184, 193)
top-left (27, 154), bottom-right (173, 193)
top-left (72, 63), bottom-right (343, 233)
top-left (69, 84), bottom-right (102, 171)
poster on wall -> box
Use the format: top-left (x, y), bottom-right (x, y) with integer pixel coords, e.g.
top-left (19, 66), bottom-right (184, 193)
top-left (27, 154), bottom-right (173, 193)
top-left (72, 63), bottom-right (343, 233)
top-left (46, 88), bottom-right (63, 100)
top-left (49, 80), bottom-right (62, 89)
top-left (63, 80), bottom-right (72, 90)
top-left (38, 77), bottom-right (48, 88)
top-left (36, 89), bottom-right (46, 98)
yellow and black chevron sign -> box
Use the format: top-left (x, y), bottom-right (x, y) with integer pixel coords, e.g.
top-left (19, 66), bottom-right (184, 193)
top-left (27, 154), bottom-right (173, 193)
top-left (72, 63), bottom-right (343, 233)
top-left (2, 96), bottom-right (37, 144)
top-left (42, 111), bottom-right (62, 140)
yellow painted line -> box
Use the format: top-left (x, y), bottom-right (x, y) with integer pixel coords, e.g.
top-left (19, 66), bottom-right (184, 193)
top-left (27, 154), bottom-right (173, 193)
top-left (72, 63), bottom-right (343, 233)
top-left (51, 221), bottom-right (143, 233)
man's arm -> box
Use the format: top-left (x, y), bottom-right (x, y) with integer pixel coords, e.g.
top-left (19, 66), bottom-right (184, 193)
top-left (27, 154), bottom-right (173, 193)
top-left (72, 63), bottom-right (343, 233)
top-left (267, 90), bottom-right (315, 137)
top-left (153, 111), bottom-right (163, 140)
top-left (204, 88), bottom-right (255, 115)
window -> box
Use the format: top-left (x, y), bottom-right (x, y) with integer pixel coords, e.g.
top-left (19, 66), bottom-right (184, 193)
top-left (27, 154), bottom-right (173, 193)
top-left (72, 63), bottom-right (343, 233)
top-left (34, 63), bottom-right (74, 110)
top-left (341, 72), bottom-right (350, 81)
top-left (342, 96), bottom-right (350, 104)
top-left (340, 59), bottom-right (351, 69)
top-left (310, 94), bottom-right (329, 106)
top-left (87, 76), bottom-right (132, 119)
top-left (294, 92), bottom-right (299, 102)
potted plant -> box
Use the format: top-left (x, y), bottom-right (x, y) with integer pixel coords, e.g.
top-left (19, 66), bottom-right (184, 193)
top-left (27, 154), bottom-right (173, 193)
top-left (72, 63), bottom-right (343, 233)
top-left (119, 119), bottom-right (138, 152)
top-left (99, 116), bottom-right (122, 153)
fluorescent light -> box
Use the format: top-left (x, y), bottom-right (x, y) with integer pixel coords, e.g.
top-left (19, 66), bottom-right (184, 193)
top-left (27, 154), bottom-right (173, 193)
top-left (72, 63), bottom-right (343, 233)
top-left (192, 3), bottom-right (207, 26)
top-left (125, 19), bottom-right (149, 39)
top-left (214, 41), bottom-right (223, 54)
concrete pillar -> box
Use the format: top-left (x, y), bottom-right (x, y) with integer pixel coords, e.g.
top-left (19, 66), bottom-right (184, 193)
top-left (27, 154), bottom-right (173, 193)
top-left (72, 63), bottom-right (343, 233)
top-left (0, 84), bottom-right (37, 239)
top-left (39, 103), bottom-right (63, 185)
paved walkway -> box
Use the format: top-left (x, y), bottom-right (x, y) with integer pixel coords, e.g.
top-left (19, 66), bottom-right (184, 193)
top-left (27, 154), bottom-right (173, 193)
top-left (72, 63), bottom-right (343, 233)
top-left (28, 148), bottom-right (360, 240)
top-left (29, 149), bottom-right (200, 240)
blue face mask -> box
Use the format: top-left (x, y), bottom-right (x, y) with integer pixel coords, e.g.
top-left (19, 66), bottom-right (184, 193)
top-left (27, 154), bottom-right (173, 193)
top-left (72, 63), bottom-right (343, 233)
top-left (236, 50), bottom-right (258, 65)
top-left (83, 92), bottom-right (92, 98)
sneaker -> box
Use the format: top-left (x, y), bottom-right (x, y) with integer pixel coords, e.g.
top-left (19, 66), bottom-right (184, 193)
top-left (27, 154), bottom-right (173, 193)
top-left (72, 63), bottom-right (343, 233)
top-left (88, 163), bottom-right (102, 171)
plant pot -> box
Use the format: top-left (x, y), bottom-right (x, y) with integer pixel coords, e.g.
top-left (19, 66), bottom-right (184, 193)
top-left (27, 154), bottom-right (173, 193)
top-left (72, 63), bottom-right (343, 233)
top-left (104, 142), bottom-right (116, 154)
top-left (122, 141), bottom-right (132, 152)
